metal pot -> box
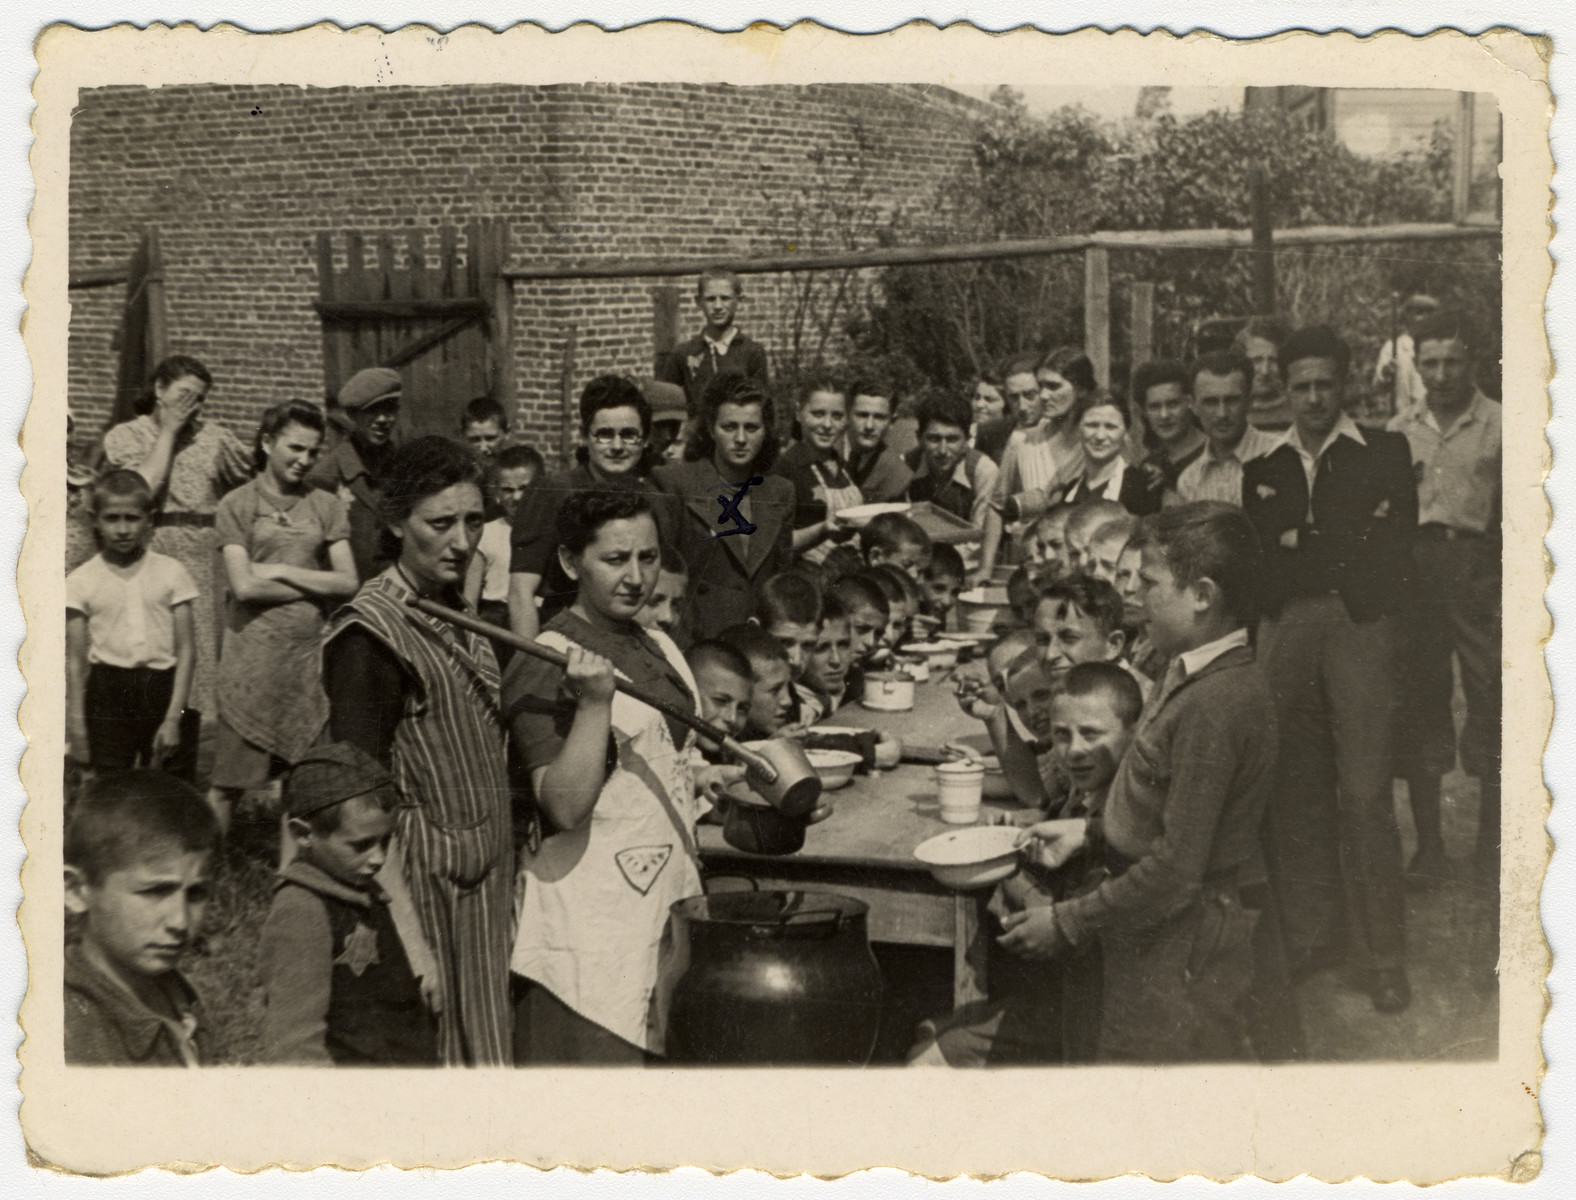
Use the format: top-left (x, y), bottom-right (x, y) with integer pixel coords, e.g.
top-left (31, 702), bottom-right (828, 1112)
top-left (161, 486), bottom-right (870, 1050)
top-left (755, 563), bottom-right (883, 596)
top-left (720, 791), bottom-right (808, 856)
top-left (739, 738), bottom-right (822, 817)
top-left (664, 890), bottom-right (884, 1064)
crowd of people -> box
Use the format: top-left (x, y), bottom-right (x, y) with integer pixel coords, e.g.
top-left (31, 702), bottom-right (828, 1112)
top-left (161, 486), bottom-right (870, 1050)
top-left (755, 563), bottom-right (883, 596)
top-left (61, 267), bottom-right (1501, 1068)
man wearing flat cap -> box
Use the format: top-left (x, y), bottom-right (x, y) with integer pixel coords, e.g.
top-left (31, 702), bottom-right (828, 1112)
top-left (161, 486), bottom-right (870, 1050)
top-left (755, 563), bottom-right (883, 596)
top-left (306, 367), bottom-right (403, 579)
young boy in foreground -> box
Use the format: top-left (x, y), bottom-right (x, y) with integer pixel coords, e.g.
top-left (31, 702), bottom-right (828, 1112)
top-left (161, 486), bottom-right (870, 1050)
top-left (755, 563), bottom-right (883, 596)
top-left (998, 501), bottom-right (1278, 1061)
top-left (64, 771), bottom-right (218, 1065)
top-left (66, 470), bottom-right (198, 772)
top-left (910, 663), bottom-right (1141, 1065)
top-left (259, 743), bottom-right (439, 1065)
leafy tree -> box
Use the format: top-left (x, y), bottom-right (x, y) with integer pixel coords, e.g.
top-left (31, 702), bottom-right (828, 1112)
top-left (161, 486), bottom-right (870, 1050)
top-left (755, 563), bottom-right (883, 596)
top-left (851, 99), bottom-right (1500, 413)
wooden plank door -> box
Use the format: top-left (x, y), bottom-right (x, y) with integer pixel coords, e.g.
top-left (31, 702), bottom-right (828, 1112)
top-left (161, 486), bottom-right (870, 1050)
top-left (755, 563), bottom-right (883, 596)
top-left (314, 220), bottom-right (511, 443)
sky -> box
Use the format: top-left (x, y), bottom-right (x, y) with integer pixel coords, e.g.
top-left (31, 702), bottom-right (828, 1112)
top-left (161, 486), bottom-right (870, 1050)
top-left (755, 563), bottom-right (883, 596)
top-left (954, 84), bottom-right (1244, 123)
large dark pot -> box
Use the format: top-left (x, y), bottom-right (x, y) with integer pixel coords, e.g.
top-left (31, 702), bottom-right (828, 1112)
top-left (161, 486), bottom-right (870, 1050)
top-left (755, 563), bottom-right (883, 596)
top-left (664, 890), bottom-right (883, 1065)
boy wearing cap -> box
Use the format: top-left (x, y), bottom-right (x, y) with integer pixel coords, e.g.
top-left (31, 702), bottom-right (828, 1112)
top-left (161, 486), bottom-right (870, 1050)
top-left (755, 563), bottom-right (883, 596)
top-left (306, 366), bottom-right (403, 580)
top-left (259, 742), bottom-right (439, 1065)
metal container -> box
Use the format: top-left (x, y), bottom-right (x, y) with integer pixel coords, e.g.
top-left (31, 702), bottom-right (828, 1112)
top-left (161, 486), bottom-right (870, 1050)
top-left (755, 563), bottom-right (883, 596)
top-left (720, 791), bottom-right (808, 856)
top-left (664, 890), bottom-right (884, 1064)
top-left (861, 670), bottom-right (916, 712)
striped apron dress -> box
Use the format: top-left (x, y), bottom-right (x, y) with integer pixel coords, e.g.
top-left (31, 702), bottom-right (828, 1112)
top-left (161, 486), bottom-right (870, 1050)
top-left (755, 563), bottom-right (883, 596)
top-left (325, 571), bottom-right (513, 1065)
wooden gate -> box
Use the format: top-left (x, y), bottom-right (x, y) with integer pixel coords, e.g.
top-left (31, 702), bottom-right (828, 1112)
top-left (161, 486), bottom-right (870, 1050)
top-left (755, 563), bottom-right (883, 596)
top-left (314, 220), bottom-right (513, 441)
top-left (69, 226), bottom-right (171, 433)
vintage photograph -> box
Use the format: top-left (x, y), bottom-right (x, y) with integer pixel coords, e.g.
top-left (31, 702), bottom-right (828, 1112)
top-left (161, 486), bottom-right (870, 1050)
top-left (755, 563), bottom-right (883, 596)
top-left (18, 23), bottom-right (1550, 1179)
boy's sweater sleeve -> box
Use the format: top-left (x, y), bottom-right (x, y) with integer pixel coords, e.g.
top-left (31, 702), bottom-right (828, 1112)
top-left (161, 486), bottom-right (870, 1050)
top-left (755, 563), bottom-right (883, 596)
top-left (1055, 697), bottom-right (1246, 946)
top-left (258, 888), bottom-right (334, 1064)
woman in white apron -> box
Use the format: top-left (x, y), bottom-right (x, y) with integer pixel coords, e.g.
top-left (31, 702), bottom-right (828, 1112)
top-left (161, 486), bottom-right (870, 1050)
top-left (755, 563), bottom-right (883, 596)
top-left (503, 488), bottom-right (706, 1063)
top-left (771, 375), bottom-right (864, 564)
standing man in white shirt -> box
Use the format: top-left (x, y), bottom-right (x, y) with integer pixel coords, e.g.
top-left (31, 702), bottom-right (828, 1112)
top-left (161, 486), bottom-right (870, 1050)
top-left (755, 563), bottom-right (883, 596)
top-left (1173, 350), bottom-right (1286, 506)
top-left (1386, 310), bottom-right (1501, 884)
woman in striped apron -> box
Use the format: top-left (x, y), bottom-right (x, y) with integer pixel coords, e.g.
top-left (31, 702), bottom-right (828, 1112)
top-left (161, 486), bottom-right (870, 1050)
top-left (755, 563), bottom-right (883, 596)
top-left (772, 374), bottom-right (865, 564)
top-left (322, 436), bottom-right (513, 1066)
top-left (503, 489), bottom-right (704, 1063)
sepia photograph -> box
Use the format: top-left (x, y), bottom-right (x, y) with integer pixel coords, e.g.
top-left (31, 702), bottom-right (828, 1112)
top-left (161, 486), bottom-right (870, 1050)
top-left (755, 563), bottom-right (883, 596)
top-left (16, 21), bottom-right (1551, 1181)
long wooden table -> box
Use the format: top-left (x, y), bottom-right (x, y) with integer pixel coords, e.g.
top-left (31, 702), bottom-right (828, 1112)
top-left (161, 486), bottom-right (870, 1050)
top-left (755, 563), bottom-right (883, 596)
top-left (697, 665), bottom-right (1028, 1009)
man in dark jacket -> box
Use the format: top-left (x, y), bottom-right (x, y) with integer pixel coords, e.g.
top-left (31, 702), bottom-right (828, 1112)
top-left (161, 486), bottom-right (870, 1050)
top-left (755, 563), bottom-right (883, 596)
top-left (655, 268), bottom-right (769, 419)
top-left (1242, 325), bottom-right (1418, 1014)
top-left (304, 367), bottom-right (402, 581)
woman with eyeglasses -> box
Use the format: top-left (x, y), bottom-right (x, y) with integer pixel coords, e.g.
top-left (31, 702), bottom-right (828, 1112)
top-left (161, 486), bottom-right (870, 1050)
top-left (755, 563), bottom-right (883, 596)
top-left (506, 376), bottom-right (677, 641)
top-left (653, 373), bottom-right (795, 641)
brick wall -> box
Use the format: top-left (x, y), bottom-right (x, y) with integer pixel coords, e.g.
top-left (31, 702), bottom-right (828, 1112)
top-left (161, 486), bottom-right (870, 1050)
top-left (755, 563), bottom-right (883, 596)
top-left (68, 82), bottom-right (985, 454)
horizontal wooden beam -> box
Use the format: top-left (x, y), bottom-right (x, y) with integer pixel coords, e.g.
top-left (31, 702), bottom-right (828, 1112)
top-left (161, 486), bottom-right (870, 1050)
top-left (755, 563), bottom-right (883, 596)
top-left (314, 297), bottom-right (489, 322)
top-left (498, 222), bottom-right (1498, 283)
top-left (68, 269), bottom-right (131, 290)
top-left (382, 312), bottom-right (480, 369)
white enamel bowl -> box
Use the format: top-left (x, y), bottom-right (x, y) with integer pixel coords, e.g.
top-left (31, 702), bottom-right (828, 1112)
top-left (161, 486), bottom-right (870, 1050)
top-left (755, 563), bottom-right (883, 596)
top-left (913, 826), bottom-right (1024, 890)
top-left (957, 588), bottom-right (1013, 635)
top-left (805, 748), bottom-right (863, 790)
top-left (903, 640), bottom-right (965, 670)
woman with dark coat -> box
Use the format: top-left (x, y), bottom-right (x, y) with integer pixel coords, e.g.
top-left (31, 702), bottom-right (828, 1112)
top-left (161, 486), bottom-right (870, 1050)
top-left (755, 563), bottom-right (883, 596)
top-left (653, 374), bottom-right (794, 641)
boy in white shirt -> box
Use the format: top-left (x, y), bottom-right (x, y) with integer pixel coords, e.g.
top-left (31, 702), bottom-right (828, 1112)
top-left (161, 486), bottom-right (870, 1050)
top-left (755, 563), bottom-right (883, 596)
top-left (66, 470), bottom-right (197, 772)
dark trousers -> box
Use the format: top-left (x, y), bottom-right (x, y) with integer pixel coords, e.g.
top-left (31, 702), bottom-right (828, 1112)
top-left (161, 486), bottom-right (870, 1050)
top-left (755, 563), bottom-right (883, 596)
top-left (83, 664), bottom-right (173, 771)
top-left (1259, 596), bottom-right (1405, 971)
top-left (1097, 890), bottom-right (1260, 1062)
top-left (1396, 537), bottom-right (1501, 848)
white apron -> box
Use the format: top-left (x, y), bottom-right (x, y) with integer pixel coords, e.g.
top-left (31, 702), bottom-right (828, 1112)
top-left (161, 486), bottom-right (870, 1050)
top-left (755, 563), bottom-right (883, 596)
top-left (804, 457), bottom-right (865, 565)
top-left (511, 627), bottom-right (703, 1052)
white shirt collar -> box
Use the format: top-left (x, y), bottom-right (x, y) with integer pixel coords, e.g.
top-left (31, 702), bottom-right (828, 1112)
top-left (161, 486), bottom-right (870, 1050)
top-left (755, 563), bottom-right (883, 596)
top-left (1084, 455), bottom-right (1127, 495)
top-left (1416, 389), bottom-right (1490, 436)
top-left (1287, 414), bottom-right (1366, 462)
top-left (1177, 627), bottom-right (1250, 679)
top-left (1208, 425), bottom-right (1284, 465)
top-left (703, 325), bottom-right (740, 355)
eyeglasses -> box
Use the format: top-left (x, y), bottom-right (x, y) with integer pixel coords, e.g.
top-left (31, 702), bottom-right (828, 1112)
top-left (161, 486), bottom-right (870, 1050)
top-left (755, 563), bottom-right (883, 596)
top-left (590, 428), bottom-right (647, 446)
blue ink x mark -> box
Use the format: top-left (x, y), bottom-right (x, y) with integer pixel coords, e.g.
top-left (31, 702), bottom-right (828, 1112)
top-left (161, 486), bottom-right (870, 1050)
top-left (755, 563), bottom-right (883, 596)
top-left (708, 476), bottom-right (765, 538)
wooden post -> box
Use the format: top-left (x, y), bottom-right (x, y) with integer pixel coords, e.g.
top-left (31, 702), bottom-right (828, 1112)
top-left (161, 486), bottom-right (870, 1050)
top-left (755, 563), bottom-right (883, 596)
top-left (1083, 246), bottom-right (1111, 387)
top-left (953, 893), bottom-right (989, 1009)
top-left (485, 222), bottom-right (516, 422)
top-left (559, 323), bottom-right (578, 470)
top-left (144, 227), bottom-right (168, 367)
top-left (1130, 281), bottom-right (1155, 368)
top-left (1250, 166), bottom-right (1276, 315)
top-left (652, 285), bottom-right (683, 374)
top-left (315, 231), bottom-right (346, 398)
top-left (1452, 91), bottom-right (1476, 223)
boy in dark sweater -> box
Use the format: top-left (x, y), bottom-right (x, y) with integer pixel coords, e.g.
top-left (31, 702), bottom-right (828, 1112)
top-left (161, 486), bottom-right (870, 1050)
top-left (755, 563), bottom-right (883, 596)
top-left (259, 743), bottom-right (439, 1065)
top-left (1000, 502), bottom-right (1279, 1061)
